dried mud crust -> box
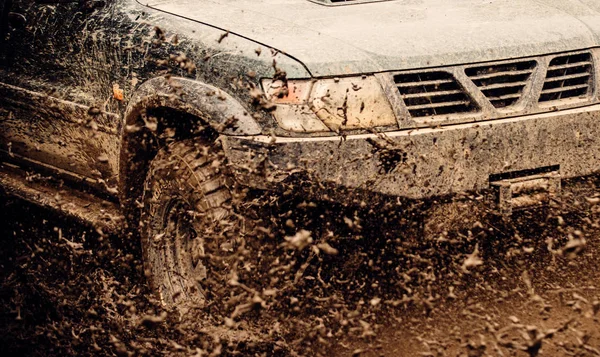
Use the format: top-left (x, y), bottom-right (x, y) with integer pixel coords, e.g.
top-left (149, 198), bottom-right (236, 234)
top-left (141, 139), bottom-right (234, 308)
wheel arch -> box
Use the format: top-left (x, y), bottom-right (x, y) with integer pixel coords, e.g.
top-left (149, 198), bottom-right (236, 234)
top-left (118, 76), bottom-right (261, 227)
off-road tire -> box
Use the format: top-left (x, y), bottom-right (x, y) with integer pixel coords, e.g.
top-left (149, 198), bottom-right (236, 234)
top-left (141, 139), bottom-right (233, 308)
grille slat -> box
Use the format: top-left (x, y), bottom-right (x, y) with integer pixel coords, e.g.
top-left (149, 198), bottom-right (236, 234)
top-left (544, 72), bottom-right (590, 83)
top-left (486, 93), bottom-right (523, 101)
top-left (539, 52), bottom-right (593, 103)
top-left (541, 84), bottom-right (590, 95)
top-left (396, 78), bottom-right (453, 88)
top-left (394, 71), bottom-right (478, 117)
top-left (466, 60), bottom-right (536, 108)
top-left (545, 61), bottom-right (592, 71)
top-left (469, 69), bottom-right (534, 81)
top-left (401, 89), bottom-right (463, 99)
top-left (405, 100), bottom-right (471, 111)
top-left (478, 81), bottom-right (529, 91)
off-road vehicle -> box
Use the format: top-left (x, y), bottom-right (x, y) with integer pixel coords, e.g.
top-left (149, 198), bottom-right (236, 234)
top-left (2, 0), bottom-right (600, 307)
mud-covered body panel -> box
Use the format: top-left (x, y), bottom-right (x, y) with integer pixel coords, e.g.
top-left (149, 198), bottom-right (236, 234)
top-left (224, 104), bottom-right (600, 200)
top-left (0, 0), bottom-right (307, 196)
top-left (148, 0), bottom-right (600, 76)
top-left (0, 82), bottom-right (121, 187)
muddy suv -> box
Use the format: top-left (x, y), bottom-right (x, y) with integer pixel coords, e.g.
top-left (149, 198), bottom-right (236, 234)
top-left (1, 0), bottom-right (600, 307)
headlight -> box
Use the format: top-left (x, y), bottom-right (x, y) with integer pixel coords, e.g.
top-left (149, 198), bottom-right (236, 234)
top-left (262, 76), bottom-right (397, 133)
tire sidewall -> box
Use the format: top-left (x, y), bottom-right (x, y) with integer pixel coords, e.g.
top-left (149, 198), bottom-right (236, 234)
top-left (141, 142), bottom-right (211, 307)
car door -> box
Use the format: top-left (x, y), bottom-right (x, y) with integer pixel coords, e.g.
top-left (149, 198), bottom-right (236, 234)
top-left (0, 0), bottom-right (124, 193)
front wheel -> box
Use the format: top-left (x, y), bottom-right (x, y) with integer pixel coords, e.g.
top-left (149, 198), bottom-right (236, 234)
top-left (141, 139), bottom-right (235, 308)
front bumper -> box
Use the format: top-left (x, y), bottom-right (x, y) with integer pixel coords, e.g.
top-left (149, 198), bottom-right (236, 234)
top-left (222, 104), bottom-right (600, 201)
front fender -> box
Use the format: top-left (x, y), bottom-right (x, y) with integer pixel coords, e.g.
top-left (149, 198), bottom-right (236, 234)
top-left (122, 76), bottom-right (261, 136)
top-left (118, 76), bottom-right (261, 224)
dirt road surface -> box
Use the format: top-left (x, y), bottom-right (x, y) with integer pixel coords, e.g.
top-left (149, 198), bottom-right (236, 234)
top-left (2, 178), bottom-right (600, 356)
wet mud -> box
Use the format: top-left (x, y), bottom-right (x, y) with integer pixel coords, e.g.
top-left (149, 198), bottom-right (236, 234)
top-left (2, 179), bottom-right (600, 356)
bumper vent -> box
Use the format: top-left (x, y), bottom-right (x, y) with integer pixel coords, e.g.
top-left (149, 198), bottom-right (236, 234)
top-left (466, 60), bottom-right (537, 108)
top-left (539, 52), bottom-right (593, 103)
top-left (394, 71), bottom-right (478, 117)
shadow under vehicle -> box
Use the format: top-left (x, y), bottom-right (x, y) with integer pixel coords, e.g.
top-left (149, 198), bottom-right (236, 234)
top-left (1, 0), bottom-right (600, 308)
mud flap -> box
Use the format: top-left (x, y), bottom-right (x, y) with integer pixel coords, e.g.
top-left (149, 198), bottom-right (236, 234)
top-left (490, 168), bottom-right (561, 216)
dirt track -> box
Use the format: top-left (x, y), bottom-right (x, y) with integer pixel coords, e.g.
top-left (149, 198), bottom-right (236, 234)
top-left (3, 179), bottom-right (600, 356)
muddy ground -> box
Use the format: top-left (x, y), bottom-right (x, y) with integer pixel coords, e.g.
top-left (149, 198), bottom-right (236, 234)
top-left (3, 178), bottom-right (600, 357)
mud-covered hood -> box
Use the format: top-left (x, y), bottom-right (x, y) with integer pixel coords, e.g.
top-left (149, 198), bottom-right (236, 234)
top-left (144, 0), bottom-right (600, 77)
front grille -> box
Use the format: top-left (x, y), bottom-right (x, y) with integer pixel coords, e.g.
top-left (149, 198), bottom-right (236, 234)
top-left (394, 71), bottom-right (478, 117)
top-left (466, 60), bottom-right (537, 108)
top-left (539, 52), bottom-right (594, 103)
top-left (390, 50), bottom-right (598, 123)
